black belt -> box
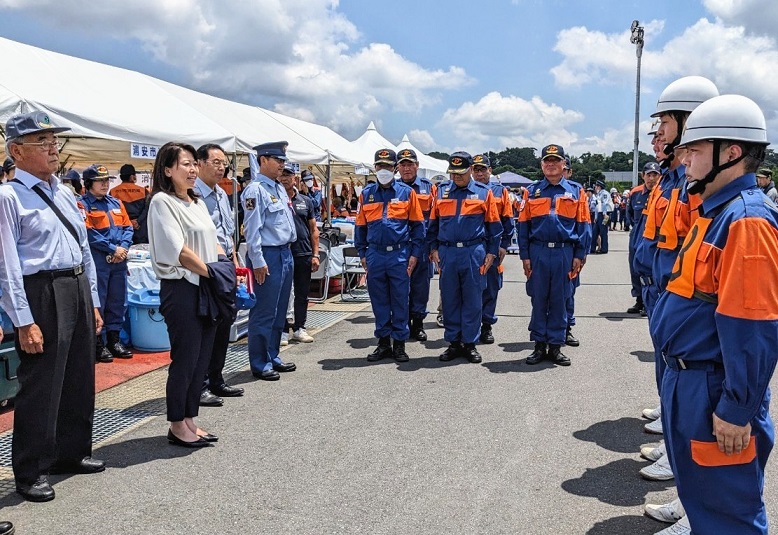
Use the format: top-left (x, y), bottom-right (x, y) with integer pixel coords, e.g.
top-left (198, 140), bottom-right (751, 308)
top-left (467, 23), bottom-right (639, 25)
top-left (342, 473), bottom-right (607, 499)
top-left (530, 241), bottom-right (571, 248)
top-left (440, 238), bottom-right (484, 248)
top-left (369, 242), bottom-right (408, 252)
top-left (664, 356), bottom-right (723, 372)
top-left (26, 264), bottom-right (85, 280)
top-left (263, 244), bottom-right (291, 249)
top-left (640, 275), bottom-right (654, 286)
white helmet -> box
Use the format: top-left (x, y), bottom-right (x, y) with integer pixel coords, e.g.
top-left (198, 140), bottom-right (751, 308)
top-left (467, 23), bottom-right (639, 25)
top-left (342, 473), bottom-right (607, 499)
top-left (623, 189), bottom-right (630, 195)
top-left (651, 76), bottom-right (719, 117)
top-left (678, 94), bottom-right (769, 148)
top-left (610, 187), bottom-right (617, 193)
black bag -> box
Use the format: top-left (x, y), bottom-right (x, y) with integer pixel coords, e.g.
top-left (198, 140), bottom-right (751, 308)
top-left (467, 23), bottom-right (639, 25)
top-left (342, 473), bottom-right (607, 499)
top-left (320, 221), bottom-right (346, 247)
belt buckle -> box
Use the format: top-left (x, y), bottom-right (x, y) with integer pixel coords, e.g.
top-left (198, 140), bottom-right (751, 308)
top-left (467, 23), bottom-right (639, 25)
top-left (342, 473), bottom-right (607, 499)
top-left (74, 265), bottom-right (84, 275)
top-left (386, 245), bottom-right (394, 251)
top-left (677, 358), bottom-right (687, 370)
top-left (548, 242), bottom-right (556, 248)
top-left (456, 242), bottom-right (464, 248)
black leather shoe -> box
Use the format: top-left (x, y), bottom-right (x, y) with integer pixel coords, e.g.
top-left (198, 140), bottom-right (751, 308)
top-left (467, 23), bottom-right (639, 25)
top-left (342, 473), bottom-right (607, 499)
top-left (197, 432), bottom-right (219, 443)
top-left (565, 328), bottom-right (579, 347)
top-left (392, 340), bottom-right (409, 362)
top-left (410, 318), bottom-right (427, 342)
top-left (50, 456), bottom-right (105, 475)
top-left (463, 343), bottom-right (482, 363)
top-left (167, 430), bottom-right (212, 448)
top-left (96, 339), bottom-right (113, 363)
top-left (253, 370), bottom-right (280, 381)
top-left (526, 342), bottom-right (547, 365)
top-left (627, 301), bottom-right (644, 314)
top-left (439, 342), bottom-right (464, 362)
top-left (549, 345), bottom-right (571, 366)
top-left (367, 337), bottom-right (393, 362)
top-left (273, 362), bottom-right (297, 373)
top-left (479, 324), bottom-right (495, 344)
top-left (210, 383), bottom-right (244, 397)
top-left (106, 331), bottom-right (133, 359)
top-left (640, 309), bottom-right (648, 317)
top-left (199, 389), bottom-right (224, 407)
top-left (0, 521), bottom-right (14, 535)
top-left (16, 476), bottom-right (54, 502)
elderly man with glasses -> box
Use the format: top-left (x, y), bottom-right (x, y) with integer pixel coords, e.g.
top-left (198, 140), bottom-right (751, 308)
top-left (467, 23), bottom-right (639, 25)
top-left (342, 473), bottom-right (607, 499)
top-left (0, 111), bottom-right (105, 502)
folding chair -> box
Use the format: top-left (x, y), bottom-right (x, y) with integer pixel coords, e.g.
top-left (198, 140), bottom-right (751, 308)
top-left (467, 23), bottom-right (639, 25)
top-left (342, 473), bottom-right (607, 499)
top-left (308, 249), bottom-right (330, 303)
top-left (340, 246), bottom-right (369, 301)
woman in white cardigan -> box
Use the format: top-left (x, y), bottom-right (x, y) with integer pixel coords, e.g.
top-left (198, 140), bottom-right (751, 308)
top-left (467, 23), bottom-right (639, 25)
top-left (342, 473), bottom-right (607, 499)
top-left (147, 142), bottom-right (223, 448)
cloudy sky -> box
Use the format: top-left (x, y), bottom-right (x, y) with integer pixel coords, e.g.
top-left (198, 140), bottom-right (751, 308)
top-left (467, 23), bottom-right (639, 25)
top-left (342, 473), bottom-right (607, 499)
top-left (1, 0), bottom-right (776, 157)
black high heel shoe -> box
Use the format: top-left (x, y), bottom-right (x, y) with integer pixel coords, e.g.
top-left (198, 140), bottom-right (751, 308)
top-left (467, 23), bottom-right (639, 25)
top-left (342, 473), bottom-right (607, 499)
top-left (167, 429), bottom-right (212, 448)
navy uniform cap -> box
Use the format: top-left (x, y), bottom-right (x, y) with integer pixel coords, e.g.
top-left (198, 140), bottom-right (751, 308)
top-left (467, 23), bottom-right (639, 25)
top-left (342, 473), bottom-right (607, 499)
top-left (447, 151), bottom-right (473, 174)
top-left (643, 162), bottom-right (662, 174)
top-left (64, 169), bottom-right (80, 181)
top-left (253, 141), bottom-right (288, 161)
top-left (301, 169), bottom-right (314, 181)
top-left (540, 144), bottom-right (566, 161)
top-left (82, 164), bottom-right (111, 181)
top-left (6, 111), bottom-right (70, 141)
top-left (595, 180), bottom-right (606, 188)
top-left (2, 158), bottom-right (15, 173)
top-left (472, 154), bottom-right (491, 168)
top-left (282, 162), bottom-right (296, 174)
top-left (585, 186), bottom-right (594, 192)
top-left (397, 148), bottom-right (418, 163)
top-left (374, 148), bottom-right (397, 166)
top-left (564, 156), bottom-right (572, 170)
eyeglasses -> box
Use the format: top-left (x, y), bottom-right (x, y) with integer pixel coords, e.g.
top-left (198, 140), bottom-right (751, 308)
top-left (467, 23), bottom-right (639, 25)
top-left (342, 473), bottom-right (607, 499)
top-left (17, 140), bottom-right (62, 152)
top-left (206, 159), bottom-right (229, 168)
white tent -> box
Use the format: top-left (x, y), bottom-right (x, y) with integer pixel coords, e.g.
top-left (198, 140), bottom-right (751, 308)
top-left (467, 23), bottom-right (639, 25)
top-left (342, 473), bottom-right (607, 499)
top-left (396, 134), bottom-right (448, 179)
top-left (349, 122), bottom-right (396, 164)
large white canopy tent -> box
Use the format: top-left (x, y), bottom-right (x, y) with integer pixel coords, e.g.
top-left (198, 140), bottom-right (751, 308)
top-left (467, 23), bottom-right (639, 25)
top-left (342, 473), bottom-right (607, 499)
top-left (396, 134), bottom-right (448, 179)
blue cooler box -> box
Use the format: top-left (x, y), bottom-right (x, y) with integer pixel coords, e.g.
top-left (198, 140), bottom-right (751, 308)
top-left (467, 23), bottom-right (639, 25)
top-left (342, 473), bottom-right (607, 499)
top-left (127, 289), bottom-right (170, 352)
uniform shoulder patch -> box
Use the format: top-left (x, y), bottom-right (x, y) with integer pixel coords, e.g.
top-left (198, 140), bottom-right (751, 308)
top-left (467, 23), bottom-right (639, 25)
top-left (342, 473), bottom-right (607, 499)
top-left (245, 197), bottom-right (256, 210)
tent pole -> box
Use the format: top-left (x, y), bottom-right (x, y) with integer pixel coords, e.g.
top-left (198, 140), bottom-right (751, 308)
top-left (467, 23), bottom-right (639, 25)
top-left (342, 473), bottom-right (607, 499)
top-left (325, 152), bottom-right (332, 223)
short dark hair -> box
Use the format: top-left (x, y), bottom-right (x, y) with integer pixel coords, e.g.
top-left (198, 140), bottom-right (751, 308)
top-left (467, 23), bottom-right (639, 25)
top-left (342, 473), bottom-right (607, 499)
top-left (151, 142), bottom-right (200, 202)
top-left (196, 143), bottom-right (226, 162)
top-left (721, 141), bottom-right (764, 174)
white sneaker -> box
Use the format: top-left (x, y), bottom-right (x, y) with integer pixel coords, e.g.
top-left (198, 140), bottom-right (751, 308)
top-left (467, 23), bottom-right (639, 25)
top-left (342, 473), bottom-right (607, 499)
top-left (640, 441), bottom-right (666, 461)
top-left (645, 497), bottom-right (685, 523)
top-left (293, 328), bottom-right (314, 343)
top-left (643, 404), bottom-right (661, 420)
top-left (640, 453), bottom-right (674, 481)
top-left (655, 515), bottom-right (691, 535)
top-left (644, 417), bottom-right (663, 434)
top-left (280, 332), bottom-right (289, 346)
top-left (436, 314), bottom-right (444, 327)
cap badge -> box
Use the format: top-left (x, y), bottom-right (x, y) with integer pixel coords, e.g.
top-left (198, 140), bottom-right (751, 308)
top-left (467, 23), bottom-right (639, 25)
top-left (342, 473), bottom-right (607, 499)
top-left (546, 146), bottom-right (558, 154)
top-left (37, 114), bottom-right (52, 129)
top-left (451, 157), bottom-right (462, 166)
top-left (378, 150), bottom-right (390, 159)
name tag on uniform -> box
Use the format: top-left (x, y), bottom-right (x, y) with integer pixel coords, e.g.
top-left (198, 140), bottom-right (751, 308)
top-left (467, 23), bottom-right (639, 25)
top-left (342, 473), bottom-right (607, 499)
top-left (469, 194), bottom-right (479, 200)
top-left (564, 192), bottom-right (573, 197)
top-left (390, 198), bottom-right (400, 203)
top-left (112, 208), bottom-right (122, 214)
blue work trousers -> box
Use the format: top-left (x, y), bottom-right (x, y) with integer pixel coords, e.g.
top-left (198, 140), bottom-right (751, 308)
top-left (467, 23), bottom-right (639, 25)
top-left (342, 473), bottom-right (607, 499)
top-left (591, 213), bottom-right (609, 253)
top-left (366, 246), bottom-right (411, 341)
top-left (439, 244), bottom-right (486, 344)
top-left (566, 274), bottom-right (579, 328)
top-left (247, 245), bottom-right (293, 373)
top-left (662, 367), bottom-right (773, 534)
top-left (93, 253), bottom-right (128, 334)
top-left (526, 243), bottom-right (573, 346)
top-left (409, 251), bottom-right (432, 321)
top-left (482, 262), bottom-right (503, 326)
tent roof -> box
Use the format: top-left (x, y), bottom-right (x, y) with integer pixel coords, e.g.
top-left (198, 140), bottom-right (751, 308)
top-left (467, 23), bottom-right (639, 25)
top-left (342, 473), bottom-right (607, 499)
top-left (396, 134), bottom-right (448, 178)
top-left (498, 171), bottom-right (534, 185)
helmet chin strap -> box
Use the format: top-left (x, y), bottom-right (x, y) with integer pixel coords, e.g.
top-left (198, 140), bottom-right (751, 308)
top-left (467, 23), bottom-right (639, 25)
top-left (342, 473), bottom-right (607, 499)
top-left (659, 112), bottom-right (687, 169)
top-left (687, 140), bottom-right (746, 195)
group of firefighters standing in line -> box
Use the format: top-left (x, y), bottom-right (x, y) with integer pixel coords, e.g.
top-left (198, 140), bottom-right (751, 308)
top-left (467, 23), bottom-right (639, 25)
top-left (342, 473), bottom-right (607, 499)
top-left (355, 75), bottom-right (778, 534)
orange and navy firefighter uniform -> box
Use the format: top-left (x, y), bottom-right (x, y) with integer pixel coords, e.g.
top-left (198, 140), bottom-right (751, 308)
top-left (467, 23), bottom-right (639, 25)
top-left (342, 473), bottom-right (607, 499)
top-left (563, 179), bottom-right (591, 334)
top-left (482, 181), bottom-right (515, 328)
top-left (651, 174), bottom-right (778, 534)
top-left (427, 178), bottom-right (502, 344)
top-left (518, 178), bottom-right (590, 346)
top-left (626, 182), bottom-right (650, 308)
top-left (402, 176), bottom-right (436, 329)
top-left (110, 181), bottom-right (148, 243)
top-left (78, 192), bottom-right (134, 335)
top-left (355, 181), bottom-right (424, 342)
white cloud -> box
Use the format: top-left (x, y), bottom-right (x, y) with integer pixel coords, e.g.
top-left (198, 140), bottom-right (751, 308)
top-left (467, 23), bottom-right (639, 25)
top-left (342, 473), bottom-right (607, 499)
top-left (407, 130), bottom-right (440, 153)
top-left (438, 91), bottom-right (584, 153)
top-left (571, 119), bottom-right (658, 158)
top-left (703, 0), bottom-right (778, 36)
top-left (0, 0), bottom-right (470, 138)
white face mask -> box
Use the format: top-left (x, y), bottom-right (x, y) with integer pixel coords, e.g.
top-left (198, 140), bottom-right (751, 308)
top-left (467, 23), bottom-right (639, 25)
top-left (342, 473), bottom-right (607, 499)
top-left (304, 180), bottom-right (314, 188)
top-left (376, 170), bottom-right (394, 185)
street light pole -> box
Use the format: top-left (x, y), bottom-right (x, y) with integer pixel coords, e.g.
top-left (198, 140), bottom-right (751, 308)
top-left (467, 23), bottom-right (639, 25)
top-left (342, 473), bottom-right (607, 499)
top-left (630, 20), bottom-right (644, 187)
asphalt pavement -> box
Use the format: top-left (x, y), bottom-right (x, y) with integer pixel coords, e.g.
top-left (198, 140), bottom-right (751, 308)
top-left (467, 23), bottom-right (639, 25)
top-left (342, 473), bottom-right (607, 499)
top-left (2, 229), bottom-right (777, 534)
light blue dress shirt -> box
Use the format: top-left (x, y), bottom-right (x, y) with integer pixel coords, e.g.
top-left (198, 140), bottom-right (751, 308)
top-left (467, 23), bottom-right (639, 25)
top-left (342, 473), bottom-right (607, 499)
top-left (0, 169), bottom-right (100, 327)
top-left (195, 177), bottom-right (235, 256)
top-left (240, 173), bottom-right (297, 269)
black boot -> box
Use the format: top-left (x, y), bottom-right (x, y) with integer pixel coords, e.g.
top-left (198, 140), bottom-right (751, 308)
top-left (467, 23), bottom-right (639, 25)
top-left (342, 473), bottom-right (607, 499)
top-left (367, 336), bottom-right (393, 362)
top-left (106, 331), bottom-right (133, 359)
top-left (549, 344), bottom-right (571, 366)
top-left (463, 343), bottom-right (482, 363)
top-left (565, 327), bottom-right (579, 347)
top-left (96, 336), bottom-right (113, 363)
top-left (439, 342), bottom-right (464, 362)
top-left (526, 342), bottom-right (547, 365)
top-left (627, 300), bottom-right (644, 314)
top-left (410, 317), bottom-right (427, 342)
top-left (479, 323), bottom-right (494, 344)
top-left (392, 339), bottom-right (409, 362)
